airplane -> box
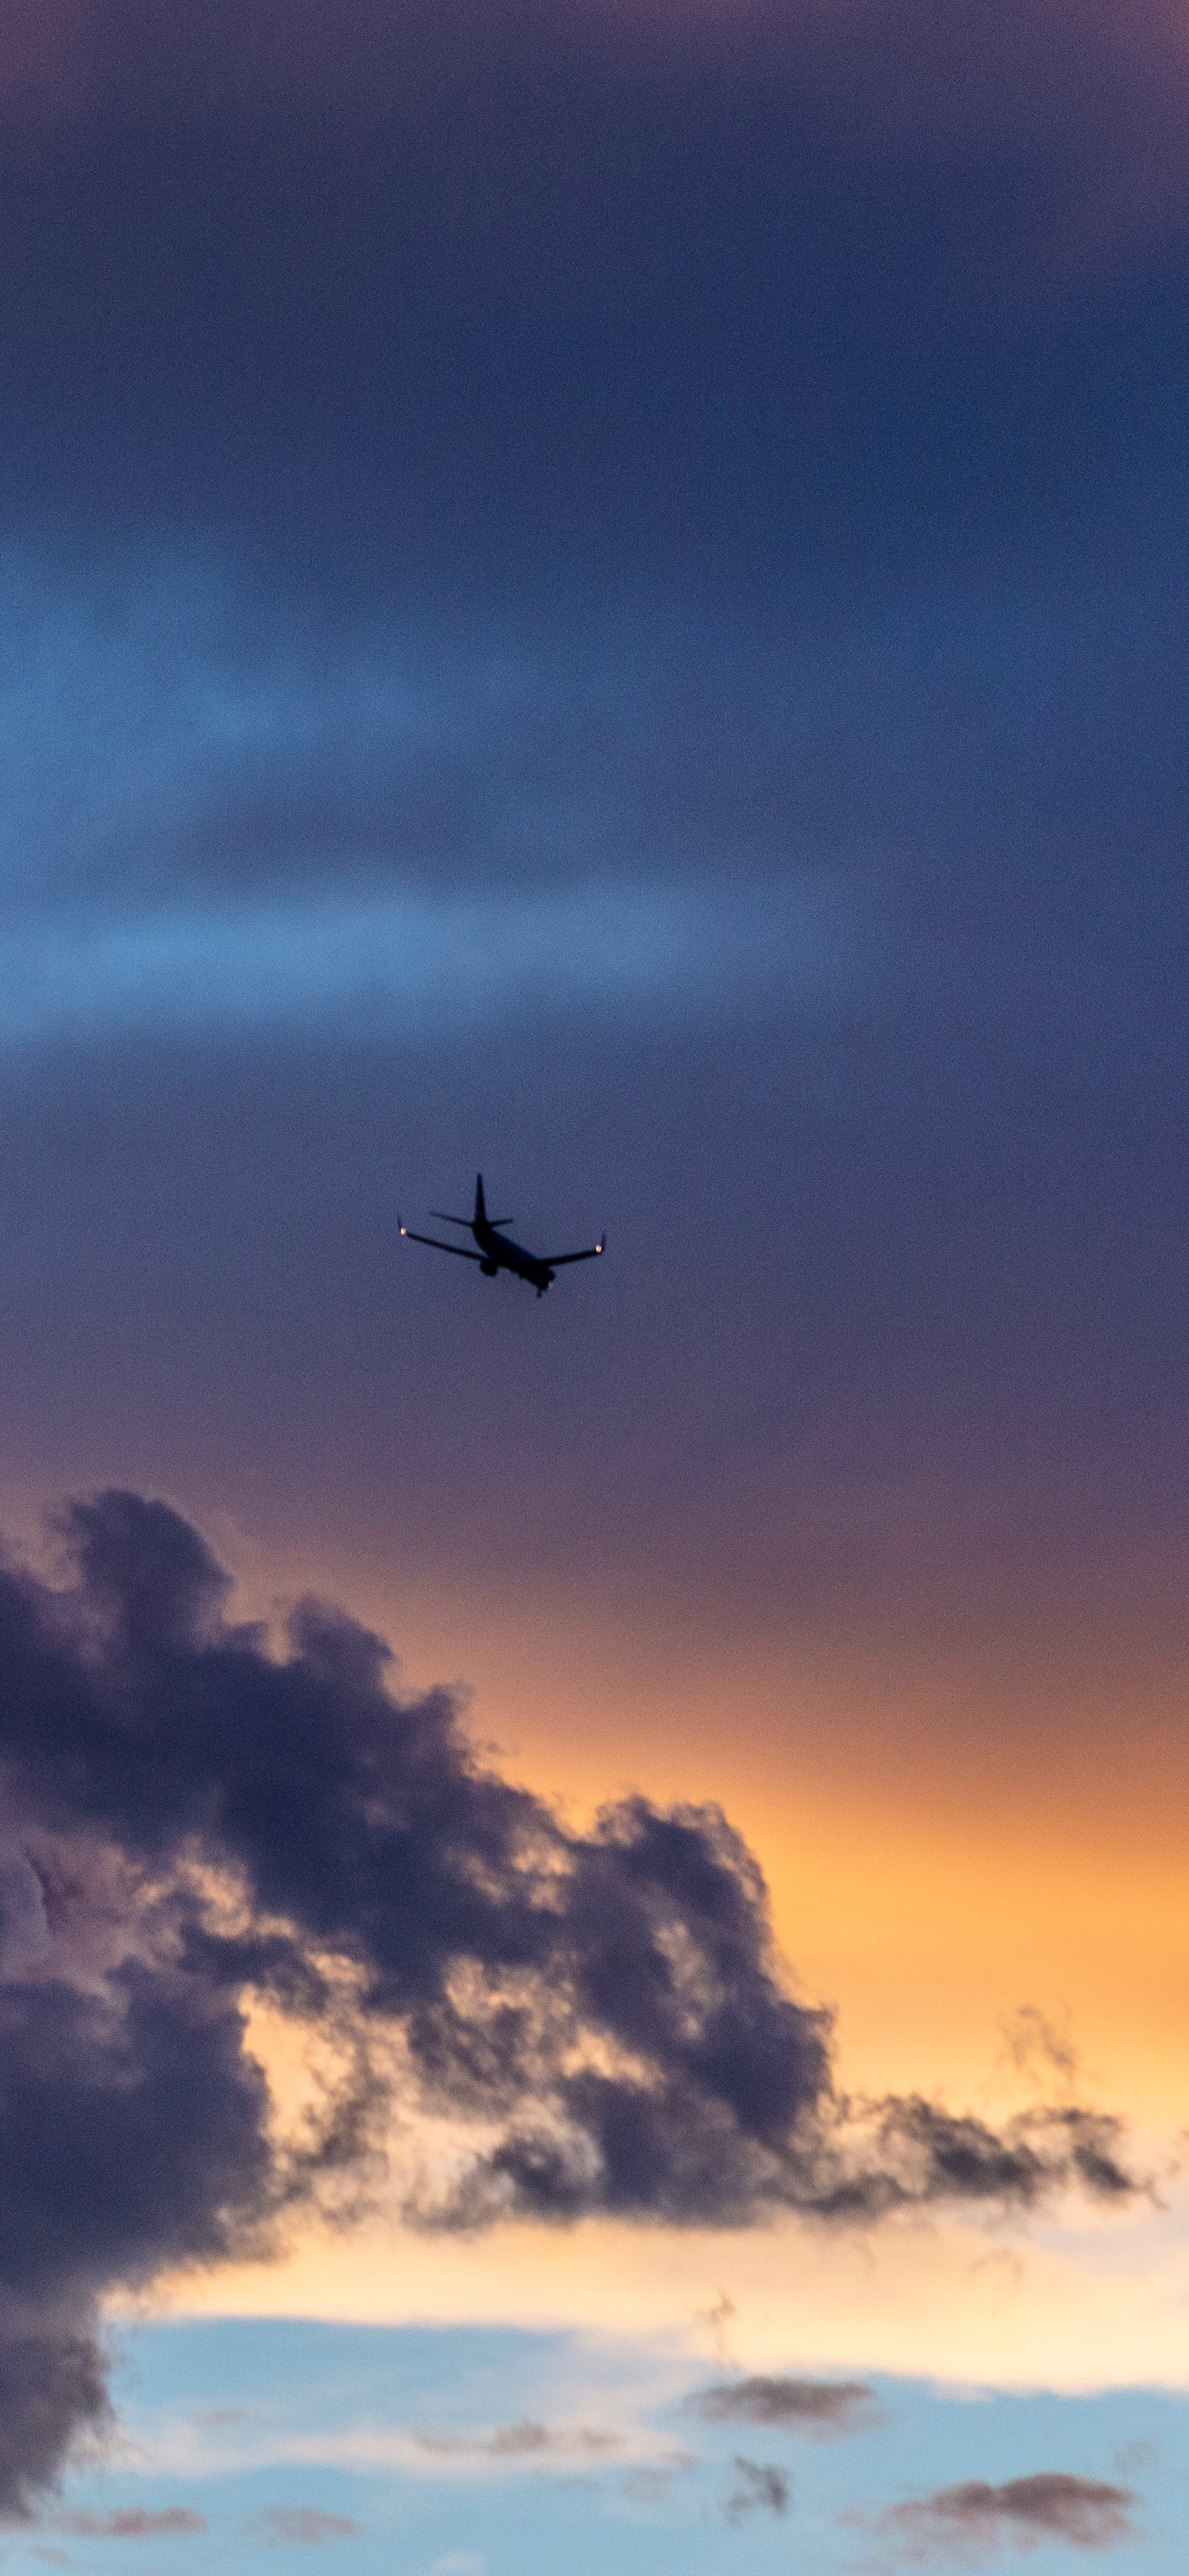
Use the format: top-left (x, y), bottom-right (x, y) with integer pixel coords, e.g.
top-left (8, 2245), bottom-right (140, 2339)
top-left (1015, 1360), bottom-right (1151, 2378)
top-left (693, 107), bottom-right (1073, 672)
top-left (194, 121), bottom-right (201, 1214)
top-left (400, 1174), bottom-right (606, 1297)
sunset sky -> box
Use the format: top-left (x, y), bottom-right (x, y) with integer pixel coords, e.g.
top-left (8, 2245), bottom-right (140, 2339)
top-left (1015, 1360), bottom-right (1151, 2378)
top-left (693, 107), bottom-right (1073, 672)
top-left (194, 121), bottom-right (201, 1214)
top-left (1, 3), bottom-right (1188, 2569)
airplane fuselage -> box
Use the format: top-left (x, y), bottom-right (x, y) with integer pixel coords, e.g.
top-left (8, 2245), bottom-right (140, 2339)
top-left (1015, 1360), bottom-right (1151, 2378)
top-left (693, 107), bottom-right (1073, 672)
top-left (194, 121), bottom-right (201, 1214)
top-left (472, 1214), bottom-right (554, 1294)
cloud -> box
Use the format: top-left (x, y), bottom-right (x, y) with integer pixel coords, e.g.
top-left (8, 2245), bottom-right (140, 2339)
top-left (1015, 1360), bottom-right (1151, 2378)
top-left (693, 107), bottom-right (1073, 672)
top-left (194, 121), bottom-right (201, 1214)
top-left (4, 0), bottom-right (1187, 147)
top-left (619, 2464), bottom-right (689, 2505)
top-left (252, 2508), bottom-right (361, 2545)
top-left (6, 0), bottom-right (1189, 596)
top-left (999, 2008), bottom-right (1080, 2091)
top-left (874, 2473), bottom-right (1137, 2558)
top-left (0, 548), bottom-right (853, 1050)
top-left (802, 2094), bottom-right (1138, 2225)
top-left (0, 2339), bottom-right (111, 2524)
top-left (690, 2376), bottom-right (877, 2433)
top-left (0, 1492), bottom-right (1139, 2516)
top-left (413, 2422), bottom-right (621, 2462)
top-left (722, 2457), bottom-right (789, 2523)
top-left (59, 2508), bottom-right (206, 2538)
top-left (0, 0), bottom-right (1186, 316)
top-left (0, 880), bottom-right (832, 1052)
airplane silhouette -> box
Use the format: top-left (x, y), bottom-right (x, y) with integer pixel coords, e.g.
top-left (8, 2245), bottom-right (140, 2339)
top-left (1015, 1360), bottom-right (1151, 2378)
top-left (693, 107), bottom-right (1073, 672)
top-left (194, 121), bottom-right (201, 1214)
top-left (400, 1174), bottom-right (606, 1297)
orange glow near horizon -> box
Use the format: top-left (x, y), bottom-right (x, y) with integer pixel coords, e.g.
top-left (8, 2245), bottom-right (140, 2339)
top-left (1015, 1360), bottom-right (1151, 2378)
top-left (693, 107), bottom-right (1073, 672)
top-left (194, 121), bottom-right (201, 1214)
top-left (104, 1505), bottom-right (1183, 2149)
top-left (318, 1568), bottom-right (1189, 2137)
top-left (2, 1471), bottom-right (1183, 2182)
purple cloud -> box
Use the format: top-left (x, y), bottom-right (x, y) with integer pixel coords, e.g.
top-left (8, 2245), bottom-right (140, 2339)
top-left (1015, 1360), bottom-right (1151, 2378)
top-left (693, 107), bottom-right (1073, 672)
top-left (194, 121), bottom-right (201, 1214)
top-left (875, 2472), bottom-right (1137, 2558)
top-left (60, 2508), bottom-right (206, 2538)
top-left (0, 1492), bottom-right (1138, 2518)
top-left (690, 2376), bottom-right (877, 2433)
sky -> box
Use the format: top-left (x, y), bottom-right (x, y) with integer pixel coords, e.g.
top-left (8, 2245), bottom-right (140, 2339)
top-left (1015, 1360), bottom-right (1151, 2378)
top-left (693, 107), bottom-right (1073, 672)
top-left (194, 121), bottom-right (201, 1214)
top-left (0, 0), bottom-right (1188, 2568)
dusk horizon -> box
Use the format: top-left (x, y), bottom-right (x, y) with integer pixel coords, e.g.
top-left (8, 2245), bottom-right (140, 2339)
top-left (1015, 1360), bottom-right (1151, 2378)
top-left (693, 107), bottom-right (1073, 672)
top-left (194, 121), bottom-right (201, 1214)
top-left (1, 1), bottom-right (1188, 2567)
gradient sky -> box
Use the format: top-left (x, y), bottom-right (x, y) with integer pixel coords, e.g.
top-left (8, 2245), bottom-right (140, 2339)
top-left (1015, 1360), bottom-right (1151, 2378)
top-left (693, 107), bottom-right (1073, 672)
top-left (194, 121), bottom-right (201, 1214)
top-left (1, 1), bottom-right (1188, 2568)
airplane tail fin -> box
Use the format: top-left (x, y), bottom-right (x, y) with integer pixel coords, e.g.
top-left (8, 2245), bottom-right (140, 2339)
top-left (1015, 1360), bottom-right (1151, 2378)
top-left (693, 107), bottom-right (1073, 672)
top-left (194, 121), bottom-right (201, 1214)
top-left (474, 1172), bottom-right (487, 1224)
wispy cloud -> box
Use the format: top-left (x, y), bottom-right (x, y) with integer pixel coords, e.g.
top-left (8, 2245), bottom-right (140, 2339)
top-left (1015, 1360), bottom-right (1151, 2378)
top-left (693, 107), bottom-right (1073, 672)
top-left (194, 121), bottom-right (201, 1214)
top-left (58, 2509), bottom-right (206, 2539)
top-left (412, 2421), bottom-right (621, 2462)
top-left (141, 2409), bottom-right (676, 2487)
top-left (250, 2508), bottom-right (361, 2546)
top-left (0, 547), bottom-right (853, 1052)
top-left (722, 2457), bottom-right (789, 2524)
top-left (0, 878), bottom-right (835, 1050)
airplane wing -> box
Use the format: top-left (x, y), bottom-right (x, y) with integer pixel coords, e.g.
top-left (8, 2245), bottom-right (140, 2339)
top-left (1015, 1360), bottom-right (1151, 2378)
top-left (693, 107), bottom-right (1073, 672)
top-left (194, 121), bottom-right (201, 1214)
top-left (544, 1236), bottom-right (606, 1266)
top-left (400, 1225), bottom-right (485, 1260)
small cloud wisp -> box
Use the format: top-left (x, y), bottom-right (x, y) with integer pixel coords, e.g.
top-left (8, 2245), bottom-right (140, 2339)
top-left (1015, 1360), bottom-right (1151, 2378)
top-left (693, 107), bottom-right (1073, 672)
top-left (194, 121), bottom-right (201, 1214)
top-left (252, 2508), bottom-right (361, 2546)
top-left (690, 2376), bottom-right (877, 2434)
top-left (59, 2509), bottom-right (206, 2539)
top-left (723, 2457), bottom-right (789, 2524)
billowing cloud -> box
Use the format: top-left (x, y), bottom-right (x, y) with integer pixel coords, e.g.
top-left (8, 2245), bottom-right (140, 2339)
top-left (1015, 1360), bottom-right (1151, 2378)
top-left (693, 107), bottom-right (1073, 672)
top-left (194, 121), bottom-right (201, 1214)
top-left (874, 2471), bottom-right (1137, 2555)
top-left (0, 1493), bottom-right (1138, 2515)
top-left (690, 2376), bottom-right (876, 2432)
top-left (0, 2339), bottom-right (110, 2523)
